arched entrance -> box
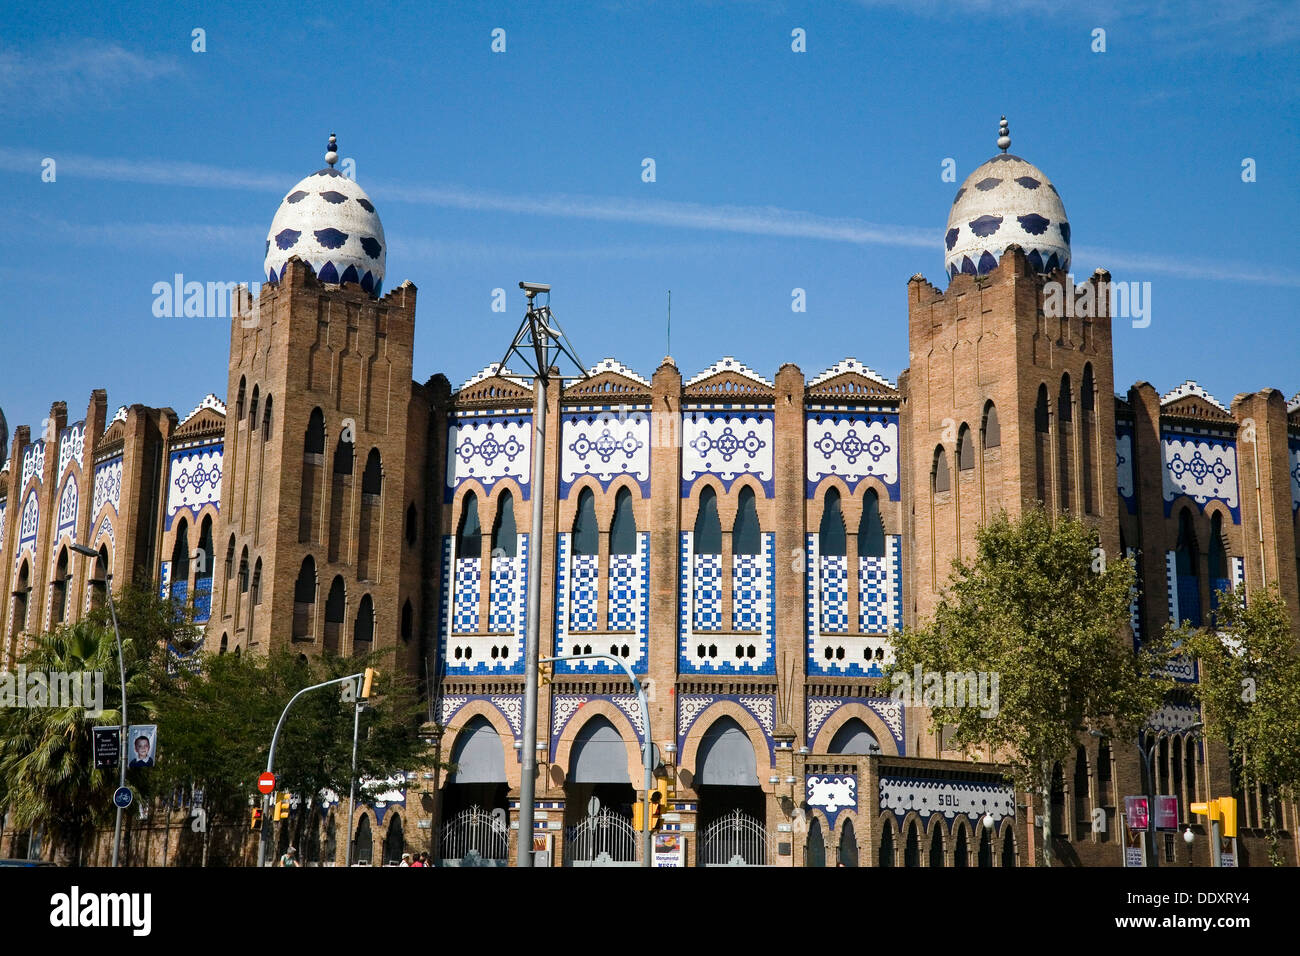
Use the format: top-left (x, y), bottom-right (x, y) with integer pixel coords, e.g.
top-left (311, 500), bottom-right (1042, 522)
top-left (438, 716), bottom-right (509, 866)
top-left (564, 715), bottom-right (639, 866)
top-left (695, 716), bottom-right (768, 866)
top-left (382, 814), bottom-right (405, 866)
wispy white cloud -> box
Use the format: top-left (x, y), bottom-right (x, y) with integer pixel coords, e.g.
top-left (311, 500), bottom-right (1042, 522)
top-left (0, 41), bottom-right (180, 112)
top-left (3, 148), bottom-right (1297, 287)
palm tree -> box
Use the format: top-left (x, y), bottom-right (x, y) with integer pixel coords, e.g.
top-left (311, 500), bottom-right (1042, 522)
top-left (0, 618), bottom-right (156, 865)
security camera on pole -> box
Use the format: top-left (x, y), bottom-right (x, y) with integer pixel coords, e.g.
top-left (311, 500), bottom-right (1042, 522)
top-left (498, 282), bottom-right (588, 866)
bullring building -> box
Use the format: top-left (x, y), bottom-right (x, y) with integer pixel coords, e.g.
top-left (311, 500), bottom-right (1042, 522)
top-left (1, 123), bottom-right (1298, 867)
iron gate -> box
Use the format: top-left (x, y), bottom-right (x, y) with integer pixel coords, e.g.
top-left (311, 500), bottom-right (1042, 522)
top-left (699, 809), bottom-right (769, 866)
top-left (565, 810), bottom-right (640, 866)
top-left (437, 805), bottom-right (509, 867)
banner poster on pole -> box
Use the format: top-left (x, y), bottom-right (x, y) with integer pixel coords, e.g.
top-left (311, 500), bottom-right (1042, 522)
top-left (654, 832), bottom-right (685, 867)
top-left (92, 727), bottom-right (120, 770)
top-left (127, 724), bottom-right (158, 768)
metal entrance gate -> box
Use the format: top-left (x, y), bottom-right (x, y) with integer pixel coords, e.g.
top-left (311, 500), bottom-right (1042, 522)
top-left (699, 809), bottom-right (769, 866)
top-left (437, 805), bottom-right (509, 867)
top-left (565, 810), bottom-right (640, 866)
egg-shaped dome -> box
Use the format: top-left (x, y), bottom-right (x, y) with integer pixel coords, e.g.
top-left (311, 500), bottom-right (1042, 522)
top-left (264, 135), bottom-right (385, 295)
top-left (944, 118), bottom-right (1069, 280)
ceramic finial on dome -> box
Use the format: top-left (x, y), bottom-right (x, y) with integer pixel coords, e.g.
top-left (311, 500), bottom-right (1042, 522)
top-left (997, 116), bottom-right (1010, 153)
top-left (325, 133), bottom-right (339, 168)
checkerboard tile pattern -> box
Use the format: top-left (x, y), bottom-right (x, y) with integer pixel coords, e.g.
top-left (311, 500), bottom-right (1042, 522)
top-left (454, 557), bottom-right (480, 633)
top-left (820, 555), bottom-right (849, 633)
top-left (732, 553), bottom-right (763, 630)
top-left (569, 554), bottom-right (600, 632)
top-left (608, 553), bottom-right (637, 629)
top-left (693, 553), bottom-right (723, 631)
top-left (489, 554), bottom-right (516, 632)
top-left (858, 535), bottom-right (902, 634)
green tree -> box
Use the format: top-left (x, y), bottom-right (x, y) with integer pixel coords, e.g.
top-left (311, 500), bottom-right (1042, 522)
top-left (153, 645), bottom-right (436, 865)
top-left (1185, 586), bottom-right (1300, 865)
top-left (887, 509), bottom-right (1175, 866)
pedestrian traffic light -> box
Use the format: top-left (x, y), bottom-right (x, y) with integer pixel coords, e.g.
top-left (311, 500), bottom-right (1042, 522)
top-left (273, 791), bottom-right (291, 821)
top-left (360, 668), bottom-right (377, 700)
top-left (1219, 797), bottom-right (1237, 838)
top-left (250, 807), bottom-right (262, 830)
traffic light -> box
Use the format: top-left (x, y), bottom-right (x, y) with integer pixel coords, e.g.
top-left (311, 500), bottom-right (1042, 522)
top-left (632, 801), bottom-right (644, 831)
top-left (250, 807), bottom-right (262, 830)
top-left (1219, 797), bottom-right (1237, 838)
top-left (649, 780), bottom-right (670, 830)
top-left (1190, 798), bottom-right (1218, 829)
top-left (273, 791), bottom-right (291, 821)
top-left (360, 668), bottom-right (377, 700)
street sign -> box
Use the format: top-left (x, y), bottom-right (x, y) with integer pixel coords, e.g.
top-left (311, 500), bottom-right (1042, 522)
top-left (92, 727), bottom-right (120, 770)
top-left (113, 786), bottom-right (133, 810)
top-left (258, 771), bottom-right (276, 795)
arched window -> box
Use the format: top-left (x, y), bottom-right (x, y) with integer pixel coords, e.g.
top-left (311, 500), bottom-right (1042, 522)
top-left (839, 819), bottom-right (859, 867)
top-left (978, 824), bottom-right (992, 867)
top-left (1058, 374), bottom-right (1072, 423)
top-left (828, 717), bottom-right (881, 755)
top-left (235, 377), bottom-right (246, 421)
top-left (1209, 511), bottom-right (1229, 611)
top-left (457, 492), bottom-right (482, 558)
top-left (572, 488), bottom-right (599, 557)
top-left (1057, 373), bottom-right (1072, 511)
top-left (1001, 828), bottom-right (1016, 868)
top-left (248, 385), bottom-right (259, 427)
top-left (1050, 762), bottom-right (1066, 836)
top-left (383, 814), bottom-right (405, 866)
top-left (333, 434), bottom-right (353, 475)
top-left (293, 556), bottom-right (315, 640)
top-left (610, 487), bottom-right (637, 555)
top-left (51, 548), bottom-right (70, 625)
top-left (305, 408), bottom-right (325, 456)
top-left (218, 633), bottom-right (228, 655)
top-left (931, 446), bottom-right (950, 495)
top-left (324, 576), bottom-right (345, 655)
top-left (1175, 509), bottom-right (1202, 626)
top-left (953, 826), bottom-right (969, 867)
top-left (89, 545), bottom-right (109, 611)
top-left (982, 401), bottom-right (1000, 448)
top-left (1081, 364), bottom-right (1097, 513)
top-left (929, 827), bottom-right (944, 868)
top-left (171, 519), bottom-right (190, 612)
top-left (805, 817), bottom-right (826, 868)
top-left (732, 485), bottom-right (760, 556)
top-left (195, 516), bottom-right (214, 622)
top-left (1097, 738), bottom-right (1114, 841)
top-left (401, 600), bottom-right (413, 644)
top-left (492, 491), bottom-right (516, 557)
top-left (820, 487), bottom-right (846, 556)
top-left (694, 486), bottom-right (721, 555)
top-left (1035, 385), bottom-right (1050, 433)
top-left (354, 594), bottom-right (374, 655)
top-left (878, 822), bottom-right (894, 867)
top-left (1073, 745), bottom-right (1090, 837)
top-left (1035, 384), bottom-right (1050, 502)
top-left (261, 395), bottom-right (273, 441)
top-left (353, 815), bottom-right (373, 866)
top-left (904, 820), bottom-right (920, 867)
top-left (249, 557), bottom-right (262, 635)
top-left (957, 424), bottom-right (974, 471)
top-left (858, 489), bottom-right (885, 558)
top-left (238, 547), bottom-right (249, 594)
top-left (358, 448), bottom-right (380, 494)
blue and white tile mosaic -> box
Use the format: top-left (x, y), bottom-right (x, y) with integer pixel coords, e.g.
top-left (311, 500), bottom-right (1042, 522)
top-left (165, 443), bottom-right (223, 531)
top-left (560, 410), bottom-right (650, 497)
top-left (806, 774), bottom-right (857, 829)
top-left (805, 412), bottom-right (900, 500)
top-left (806, 697), bottom-right (904, 752)
top-left (678, 532), bottom-right (775, 674)
top-left (555, 531), bottom-right (649, 674)
top-left (57, 423), bottom-right (85, 479)
top-left (445, 412), bottom-right (532, 502)
top-left (682, 411), bottom-right (774, 497)
top-left (439, 534), bottom-right (528, 676)
top-left (807, 533), bottom-right (900, 676)
top-left (1116, 423), bottom-right (1136, 514)
top-left (879, 774), bottom-right (1016, 825)
top-left (1161, 432), bottom-right (1240, 522)
top-left (92, 457), bottom-right (123, 518)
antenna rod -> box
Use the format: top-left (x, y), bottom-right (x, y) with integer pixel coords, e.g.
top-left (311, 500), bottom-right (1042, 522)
top-left (667, 290), bottom-right (671, 357)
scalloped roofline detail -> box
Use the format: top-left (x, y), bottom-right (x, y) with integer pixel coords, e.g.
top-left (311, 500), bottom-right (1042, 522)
top-left (106, 406), bottom-right (128, 432)
top-left (1160, 381), bottom-right (1228, 414)
top-left (1288, 392), bottom-right (1300, 414)
top-left (586, 358), bottom-right (651, 388)
top-left (807, 357), bottom-right (897, 391)
top-left (179, 393), bottom-right (227, 427)
top-left (685, 357), bottom-right (773, 388)
top-left (457, 363), bottom-right (534, 393)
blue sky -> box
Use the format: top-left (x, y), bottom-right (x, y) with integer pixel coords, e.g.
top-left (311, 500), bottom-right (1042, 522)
top-left (2, 0), bottom-right (1298, 437)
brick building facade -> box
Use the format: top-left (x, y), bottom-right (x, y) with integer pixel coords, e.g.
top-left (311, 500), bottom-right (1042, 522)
top-left (2, 128), bottom-right (1298, 867)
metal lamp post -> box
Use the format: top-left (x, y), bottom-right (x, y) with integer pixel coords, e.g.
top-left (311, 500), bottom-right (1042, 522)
top-left (495, 282), bottom-right (587, 867)
top-left (71, 543), bottom-right (126, 868)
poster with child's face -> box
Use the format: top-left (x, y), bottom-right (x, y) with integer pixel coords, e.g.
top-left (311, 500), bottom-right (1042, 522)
top-left (128, 724), bottom-right (157, 768)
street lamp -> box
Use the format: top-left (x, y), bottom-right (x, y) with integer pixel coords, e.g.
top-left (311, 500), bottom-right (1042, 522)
top-left (71, 543), bottom-right (126, 868)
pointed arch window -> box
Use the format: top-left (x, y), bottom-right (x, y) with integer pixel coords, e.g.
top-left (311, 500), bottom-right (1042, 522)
top-left (361, 448), bottom-right (382, 495)
top-left (982, 401), bottom-right (1001, 448)
top-left (732, 486), bottom-right (760, 556)
top-left (491, 491), bottom-right (517, 557)
top-left (248, 385), bottom-right (259, 427)
top-left (1208, 511), bottom-right (1230, 612)
top-left (957, 424), bottom-right (975, 470)
top-left (819, 487), bottom-right (846, 556)
top-left (354, 594), bottom-right (374, 655)
top-left (931, 446), bottom-right (950, 495)
top-left (858, 489), bottom-right (885, 558)
top-left (324, 576), bottom-right (345, 655)
top-left (305, 408), bottom-right (325, 457)
top-left (52, 548), bottom-right (70, 625)
top-left (457, 492), bottom-right (482, 558)
top-left (333, 434), bottom-right (353, 475)
top-left (572, 487), bottom-right (599, 557)
top-left (610, 487), bottom-right (637, 555)
top-left (1175, 508), bottom-right (1202, 626)
top-left (694, 486), bottom-right (722, 555)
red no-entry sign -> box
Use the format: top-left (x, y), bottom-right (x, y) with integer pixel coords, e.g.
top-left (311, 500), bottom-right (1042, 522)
top-left (258, 772), bottom-right (276, 795)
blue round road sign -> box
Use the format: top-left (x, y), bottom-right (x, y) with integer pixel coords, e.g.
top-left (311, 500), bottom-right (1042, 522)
top-left (113, 786), bottom-right (133, 809)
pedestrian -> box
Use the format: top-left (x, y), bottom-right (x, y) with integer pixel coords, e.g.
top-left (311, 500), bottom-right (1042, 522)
top-left (410, 853), bottom-right (424, 868)
top-left (280, 846), bottom-right (299, 868)
top-left (399, 852), bottom-right (411, 867)
top-left (420, 852), bottom-right (431, 867)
